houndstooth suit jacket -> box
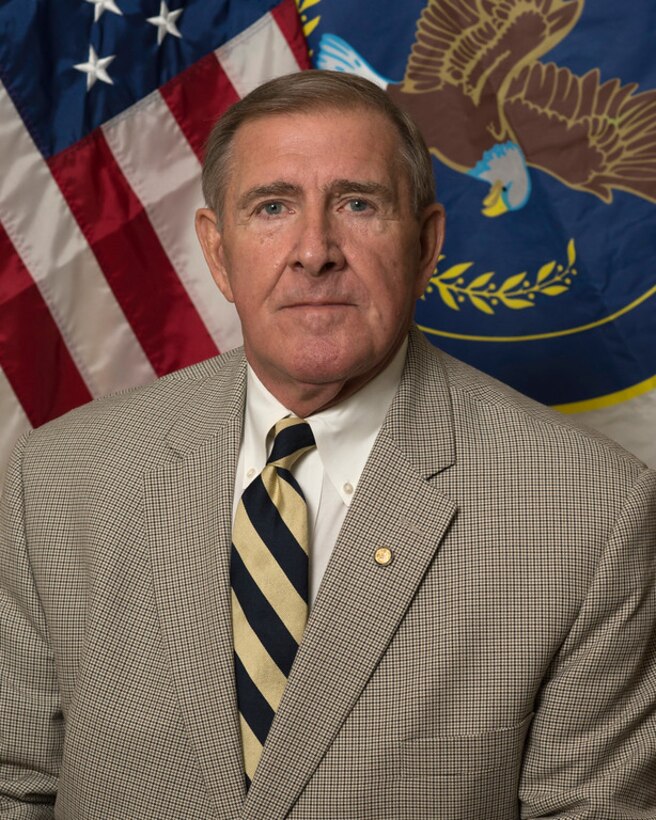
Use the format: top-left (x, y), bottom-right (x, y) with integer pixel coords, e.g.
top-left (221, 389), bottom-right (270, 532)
top-left (1, 327), bottom-right (655, 819)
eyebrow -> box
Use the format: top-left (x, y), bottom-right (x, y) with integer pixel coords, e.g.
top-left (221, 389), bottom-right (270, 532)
top-left (237, 182), bottom-right (301, 211)
top-left (327, 179), bottom-right (396, 204)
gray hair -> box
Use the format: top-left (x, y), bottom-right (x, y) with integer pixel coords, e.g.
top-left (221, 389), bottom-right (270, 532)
top-left (201, 70), bottom-right (436, 220)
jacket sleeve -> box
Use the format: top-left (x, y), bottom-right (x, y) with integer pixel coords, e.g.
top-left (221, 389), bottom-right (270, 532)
top-left (0, 435), bottom-right (60, 817)
top-left (519, 467), bottom-right (656, 818)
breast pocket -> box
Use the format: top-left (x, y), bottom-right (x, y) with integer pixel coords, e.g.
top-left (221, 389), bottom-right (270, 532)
top-left (397, 713), bottom-right (534, 820)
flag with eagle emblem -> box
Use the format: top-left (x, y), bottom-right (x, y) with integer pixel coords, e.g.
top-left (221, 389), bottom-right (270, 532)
top-left (307, 0), bottom-right (656, 466)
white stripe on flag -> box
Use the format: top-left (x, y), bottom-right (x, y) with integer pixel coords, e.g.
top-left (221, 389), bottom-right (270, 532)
top-left (216, 10), bottom-right (301, 98)
top-left (574, 390), bottom-right (656, 468)
top-left (0, 366), bottom-right (32, 495)
top-left (102, 92), bottom-right (242, 353)
top-left (0, 81), bottom-right (156, 397)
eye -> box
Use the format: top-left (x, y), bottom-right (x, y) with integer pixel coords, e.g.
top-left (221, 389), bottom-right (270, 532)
top-left (259, 201), bottom-right (285, 216)
top-left (347, 198), bottom-right (371, 213)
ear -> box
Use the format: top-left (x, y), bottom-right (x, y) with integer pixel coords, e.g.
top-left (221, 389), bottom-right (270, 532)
top-left (414, 203), bottom-right (445, 299)
top-left (195, 208), bottom-right (234, 303)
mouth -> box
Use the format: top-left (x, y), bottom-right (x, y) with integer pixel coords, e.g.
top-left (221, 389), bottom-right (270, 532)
top-left (282, 301), bottom-right (354, 309)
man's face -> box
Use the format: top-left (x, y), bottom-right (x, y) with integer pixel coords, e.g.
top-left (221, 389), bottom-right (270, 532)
top-left (196, 107), bottom-right (444, 409)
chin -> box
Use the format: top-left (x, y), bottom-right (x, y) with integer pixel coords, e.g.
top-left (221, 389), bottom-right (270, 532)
top-left (286, 359), bottom-right (355, 386)
top-left (283, 345), bottom-right (369, 386)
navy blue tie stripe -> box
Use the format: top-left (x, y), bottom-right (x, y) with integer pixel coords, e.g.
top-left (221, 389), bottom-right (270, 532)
top-left (276, 467), bottom-right (303, 495)
top-left (268, 423), bottom-right (315, 462)
top-left (240, 481), bottom-right (309, 599)
top-left (230, 545), bottom-right (299, 677)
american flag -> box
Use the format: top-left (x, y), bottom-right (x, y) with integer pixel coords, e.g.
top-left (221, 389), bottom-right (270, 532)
top-left (0, 0), bottom-right (309, 486)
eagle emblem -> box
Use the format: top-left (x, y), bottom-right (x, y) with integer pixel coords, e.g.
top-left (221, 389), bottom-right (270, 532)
top-left (317, 0), bottom-right (656, 216)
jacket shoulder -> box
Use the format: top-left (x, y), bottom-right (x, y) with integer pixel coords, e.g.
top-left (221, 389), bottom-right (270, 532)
top-left (445, 350), bottom-right (641, 463)
top-left (407, 330), bottom-right (646, 480)
top-left (19, 348), bottom-right (245, 475)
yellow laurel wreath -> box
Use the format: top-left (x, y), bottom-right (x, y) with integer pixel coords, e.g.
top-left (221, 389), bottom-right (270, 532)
top-left (295, 0), bottom-right (321, 39)
top-left (423, 239), bottom-right (577, 315)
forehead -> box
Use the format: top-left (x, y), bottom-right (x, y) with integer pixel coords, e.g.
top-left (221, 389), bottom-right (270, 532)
top-left (226, 107), bottom-right (406, 194)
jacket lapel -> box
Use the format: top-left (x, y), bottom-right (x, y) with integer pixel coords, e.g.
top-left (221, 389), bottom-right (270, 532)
top-left (143, 354), bottom-right (248, 818)
top-left (242, 329), bottom-right (459, 819)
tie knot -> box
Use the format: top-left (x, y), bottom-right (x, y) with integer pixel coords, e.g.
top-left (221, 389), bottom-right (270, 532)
top-left (267, 417), bottom-right (315, 469)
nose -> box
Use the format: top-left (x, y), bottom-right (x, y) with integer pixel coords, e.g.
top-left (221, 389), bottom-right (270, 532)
top-left (291, 207), bottom-right (346, 276)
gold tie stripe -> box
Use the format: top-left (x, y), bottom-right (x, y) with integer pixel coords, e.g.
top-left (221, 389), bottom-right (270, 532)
top-left (230, 417), bottom-right (315, 785)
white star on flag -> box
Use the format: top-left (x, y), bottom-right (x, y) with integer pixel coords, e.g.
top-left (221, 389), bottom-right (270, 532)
top-left (84, 0), bottom-right (123, 23)
top-left (147, 2), bottom-right (183, 45)
top-left (74, 45), bottom-right (116, 90)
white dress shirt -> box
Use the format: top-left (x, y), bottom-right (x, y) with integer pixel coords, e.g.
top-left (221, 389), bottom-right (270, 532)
top-left (233, 338), bottom-right (407, 604)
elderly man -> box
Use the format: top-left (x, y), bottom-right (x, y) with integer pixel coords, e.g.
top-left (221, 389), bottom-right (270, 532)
top-left (1, 70), bottom-right (655, 819)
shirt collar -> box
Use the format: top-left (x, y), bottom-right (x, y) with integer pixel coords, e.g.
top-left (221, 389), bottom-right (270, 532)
top-left (243, 338), bottom-right (407, 505)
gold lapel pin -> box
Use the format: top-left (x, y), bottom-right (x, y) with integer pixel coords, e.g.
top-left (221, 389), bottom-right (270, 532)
top-left (374, 547), bottom-right (393, 566)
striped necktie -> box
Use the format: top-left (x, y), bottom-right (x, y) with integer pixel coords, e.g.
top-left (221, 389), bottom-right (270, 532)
top-left (230, 416), bottom-right (316, 786)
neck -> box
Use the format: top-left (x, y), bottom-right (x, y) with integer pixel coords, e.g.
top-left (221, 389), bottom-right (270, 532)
top-left (252, 372), bottom-right (369, 419)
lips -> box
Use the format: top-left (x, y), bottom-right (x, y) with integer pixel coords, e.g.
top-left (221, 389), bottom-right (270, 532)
top-left (284, 301), bottom-right (352, 307)
top-left (280, 295), bottom-right (356, 308)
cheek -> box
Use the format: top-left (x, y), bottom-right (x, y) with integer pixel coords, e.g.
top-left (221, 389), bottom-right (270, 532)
top-left (365, 263), bottom-right (419, 314)
top-left (223, 260), bottom-right (279, 311)
top-left (236, 291), bottom-right (264, 319)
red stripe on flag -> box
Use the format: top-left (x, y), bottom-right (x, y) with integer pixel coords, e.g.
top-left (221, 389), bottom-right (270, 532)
top-left (0, 223), bottom-right (92, 426)
top-left (161, 0), bottom-right (309, 164)
top-left (160, 53), bottom-right (240, 163)
top-left (48, 131), bottom-right (219, 377)
top-left (271, 0), bottom-right (312, 69)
